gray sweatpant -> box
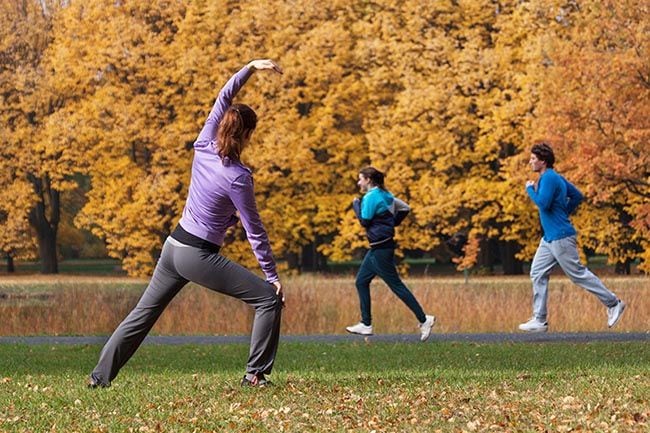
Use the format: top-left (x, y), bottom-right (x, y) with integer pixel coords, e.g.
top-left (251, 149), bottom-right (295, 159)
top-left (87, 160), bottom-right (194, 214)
top-left (91, 237), bottom-right (282, 385)
top-left (530, 235), bottom-right (618, 322)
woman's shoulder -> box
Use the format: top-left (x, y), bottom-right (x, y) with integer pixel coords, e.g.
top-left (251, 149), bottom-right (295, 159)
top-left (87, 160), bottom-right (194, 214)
top-left (216, 155), bottom-right (251, 172)
top-left (228, 161), bottom-right (254, 188)
top-left (377, 188), bottom-right (394, 201)
top-left (365, 188), bottom-right (392, 199)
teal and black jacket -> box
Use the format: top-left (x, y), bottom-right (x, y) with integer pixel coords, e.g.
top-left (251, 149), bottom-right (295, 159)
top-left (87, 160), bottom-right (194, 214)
top-left (352, 187), bottom-right (410, 249)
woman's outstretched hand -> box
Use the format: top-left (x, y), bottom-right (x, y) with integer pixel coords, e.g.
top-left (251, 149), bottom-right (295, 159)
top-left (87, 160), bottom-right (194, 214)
top-left (247, 59), bottom-right (283, 74)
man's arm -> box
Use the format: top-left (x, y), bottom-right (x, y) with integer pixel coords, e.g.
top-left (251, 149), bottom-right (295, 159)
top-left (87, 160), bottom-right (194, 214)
top-left (526, 174), bottom-right (557, 210)
top-left (564, 178), bottom-right (584, 215)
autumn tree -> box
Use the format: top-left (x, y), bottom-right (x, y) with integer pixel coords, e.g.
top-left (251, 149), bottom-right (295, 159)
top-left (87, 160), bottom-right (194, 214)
top-left (42, 0), bottom-right (188, 275)
top-left (327, 0), bottom-right (553, 274)
top-left (0, 0), bottom-right (72, 273)
top-left (5, 0), bottom-right (646, 277)
top-left (533, 0), bottom-right (650, 272)
top-left (65, 0), bottom-right (375, 276)
top-left (0, 173), bottom-right (36, 272)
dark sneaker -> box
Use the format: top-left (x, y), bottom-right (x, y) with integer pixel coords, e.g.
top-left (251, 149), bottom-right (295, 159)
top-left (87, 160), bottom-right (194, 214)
top-left (87, 375), bottom-right (110, 389)
top-left (240, 374), bottom-right (272, 387)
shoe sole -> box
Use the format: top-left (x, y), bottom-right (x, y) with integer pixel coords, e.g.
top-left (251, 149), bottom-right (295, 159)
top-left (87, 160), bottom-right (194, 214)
top-left (241, 380), bottom-right (272, 387)
top-left (346, 329), bottom-right (373, 336)
top-left (518, 326), bottom-right (548, 333)
top-left (608, 302), bottom-right (626, 328)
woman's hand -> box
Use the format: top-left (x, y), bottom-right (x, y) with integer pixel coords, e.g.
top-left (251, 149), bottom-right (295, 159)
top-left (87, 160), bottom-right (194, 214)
top-left (273, 281), bottom-right (285, 306)
top-left (247, 59), bottom-right (283, 74)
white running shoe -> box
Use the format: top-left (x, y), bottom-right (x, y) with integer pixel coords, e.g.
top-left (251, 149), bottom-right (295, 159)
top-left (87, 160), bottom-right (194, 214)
top-left (346, 322), bottom-right (373, 335)
top-left (419, 315), bottom-right (436, 342)
top-left (518, 317), bottom-right (548, 333)
top-left (607, 300), bottom-right (626, 328)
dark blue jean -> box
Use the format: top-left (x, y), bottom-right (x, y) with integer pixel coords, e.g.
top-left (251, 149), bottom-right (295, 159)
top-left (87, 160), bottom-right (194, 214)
top-left (355, 247), bottom-right (426, 326)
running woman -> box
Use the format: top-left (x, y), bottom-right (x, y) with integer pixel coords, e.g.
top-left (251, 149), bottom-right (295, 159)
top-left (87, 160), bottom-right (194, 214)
top-left (346, 167), bottom-right (436, 341)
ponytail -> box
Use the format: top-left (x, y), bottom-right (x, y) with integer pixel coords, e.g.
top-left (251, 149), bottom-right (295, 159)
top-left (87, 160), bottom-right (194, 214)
top-left (359, 166), bottom-right (386, 190)
top-left (216, 103), bottom-right (257, 160)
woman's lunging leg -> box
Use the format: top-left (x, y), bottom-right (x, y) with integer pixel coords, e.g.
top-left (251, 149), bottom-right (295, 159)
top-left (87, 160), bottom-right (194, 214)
top-left (91, 241), bottom-right (188, 385)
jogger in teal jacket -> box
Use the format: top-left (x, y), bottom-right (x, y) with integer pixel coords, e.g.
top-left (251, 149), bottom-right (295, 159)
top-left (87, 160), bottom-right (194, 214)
top-left (346, 167), bottom-right (436, 342)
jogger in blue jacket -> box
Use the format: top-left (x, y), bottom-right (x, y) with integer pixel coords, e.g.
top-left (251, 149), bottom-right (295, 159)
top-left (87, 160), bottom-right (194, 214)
top-left (519, 142), bottom-right (626, 333)
top-left (346, 167), bottom-right (436, 341)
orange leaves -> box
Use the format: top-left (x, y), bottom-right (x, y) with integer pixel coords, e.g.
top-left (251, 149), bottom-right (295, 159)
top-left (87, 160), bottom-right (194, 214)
top-left (533, 0), bottom-right (649, 270)
top-left (1, 0), bottom-right (647, 274)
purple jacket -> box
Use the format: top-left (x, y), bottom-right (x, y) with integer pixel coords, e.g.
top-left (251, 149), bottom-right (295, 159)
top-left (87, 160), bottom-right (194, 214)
top-left (178, 66), bottom-right (279, 282)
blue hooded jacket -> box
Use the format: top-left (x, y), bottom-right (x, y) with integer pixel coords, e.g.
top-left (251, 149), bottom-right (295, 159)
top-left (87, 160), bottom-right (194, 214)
top-left (526, 169), bottom-right (583, 242)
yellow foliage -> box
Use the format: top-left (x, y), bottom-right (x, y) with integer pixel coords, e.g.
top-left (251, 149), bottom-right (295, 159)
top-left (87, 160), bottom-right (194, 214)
top-left (1, 0), bottom-right (647, 275)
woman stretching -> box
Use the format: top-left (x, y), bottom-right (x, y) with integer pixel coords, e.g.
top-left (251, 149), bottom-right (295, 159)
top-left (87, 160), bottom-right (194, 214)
top-left (88, 59), bottom-right (284, 388)
top-left (346, 167), bottom-right (436, 341)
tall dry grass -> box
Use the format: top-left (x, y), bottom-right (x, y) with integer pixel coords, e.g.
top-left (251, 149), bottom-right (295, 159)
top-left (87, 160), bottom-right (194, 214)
top-left (0, 274), bottom-right (648, 335)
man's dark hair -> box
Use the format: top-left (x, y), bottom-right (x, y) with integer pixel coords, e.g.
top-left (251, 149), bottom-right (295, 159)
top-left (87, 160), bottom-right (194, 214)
top-left (531, 142), bottom-right (555, 168)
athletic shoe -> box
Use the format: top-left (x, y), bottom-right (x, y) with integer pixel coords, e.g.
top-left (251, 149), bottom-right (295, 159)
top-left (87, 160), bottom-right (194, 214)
top-left (419, 315), bottom-right (436, 342)
top-left (241, 374), bottom-right (271, 387)
top-left (87, 375), bottom-right (110, 389)
top-left (345, 322), bottom-right (373, 335)
top-left (607, 300), bottom-right (626, 328)
top-left (518, 317), bottom-right (548, 333)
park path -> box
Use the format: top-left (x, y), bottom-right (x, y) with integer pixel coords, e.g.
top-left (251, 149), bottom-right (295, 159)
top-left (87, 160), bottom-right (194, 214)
top-left (0, 332), bottom-right (648, 345)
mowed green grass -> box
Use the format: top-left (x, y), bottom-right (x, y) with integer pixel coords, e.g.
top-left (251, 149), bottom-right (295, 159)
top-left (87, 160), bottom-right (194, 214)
top-left (1, 342), bottom-right (648, 432)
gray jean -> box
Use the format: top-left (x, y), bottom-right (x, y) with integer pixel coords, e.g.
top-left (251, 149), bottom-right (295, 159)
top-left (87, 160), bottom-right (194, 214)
top-left (530, 236), bottom-right (618, 322)
top-left (91, 237), bottom-right (282, 385)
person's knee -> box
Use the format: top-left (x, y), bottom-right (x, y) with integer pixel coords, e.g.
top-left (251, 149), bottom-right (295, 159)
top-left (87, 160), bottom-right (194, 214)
top-left (355, 278), bottom-right (370, 290)
top-left (567, 272), bottom-right (588, 284)
top-left (388, 284), bottom-right (409, 298)
top-left (530, 268), bottom-right (545, 283)
top-left (258, 291), bottom-right (282, 312)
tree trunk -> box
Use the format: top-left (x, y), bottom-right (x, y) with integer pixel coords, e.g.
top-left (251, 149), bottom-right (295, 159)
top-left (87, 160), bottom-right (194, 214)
top-left (6, 253), bottom-right (14, 273)
top-left (476, 238), bottom-right (497, 273)
top-left (286, 252), bottom-right (299, 271)
top-left (500, 240), bottom-right (524, 275)
top-left (615, 260), bottom-right (631, 275)
top-left (27, 174), bottom-right (60, 274)
top-left (37, 228), bottom-right (58, 273)
top-left (300, 240), bottom-right (329, 272)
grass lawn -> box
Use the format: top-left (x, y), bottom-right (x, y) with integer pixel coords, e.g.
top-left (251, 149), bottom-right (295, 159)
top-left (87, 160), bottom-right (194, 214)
top-left (1, 342), bottom-right (648, 432)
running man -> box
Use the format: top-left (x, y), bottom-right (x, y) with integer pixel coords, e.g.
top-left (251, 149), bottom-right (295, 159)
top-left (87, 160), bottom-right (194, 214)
top-left (519, 142), bottom-right (626, 332)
